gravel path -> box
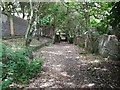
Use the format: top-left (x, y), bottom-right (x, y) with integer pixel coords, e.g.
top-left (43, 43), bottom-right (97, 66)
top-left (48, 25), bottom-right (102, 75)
top-left (27, 42), bottom-right (120, 89)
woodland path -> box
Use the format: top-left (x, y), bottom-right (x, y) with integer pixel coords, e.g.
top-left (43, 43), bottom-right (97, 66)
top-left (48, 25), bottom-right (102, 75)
top-left (27, 42), bottom-right (120, 89)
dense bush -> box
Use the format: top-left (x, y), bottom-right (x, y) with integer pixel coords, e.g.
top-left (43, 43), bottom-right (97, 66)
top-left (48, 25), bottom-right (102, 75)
top-left (0, 42), bottom-right (44, 89)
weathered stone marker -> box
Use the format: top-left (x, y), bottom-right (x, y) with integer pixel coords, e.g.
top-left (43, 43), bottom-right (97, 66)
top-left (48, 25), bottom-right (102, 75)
top-left (99, 34), bottom-right (120, 60)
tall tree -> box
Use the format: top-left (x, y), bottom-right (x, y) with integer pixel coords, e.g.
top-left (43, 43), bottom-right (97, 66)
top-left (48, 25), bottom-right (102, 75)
top-left (25, 1), bottom-right (41, 46)
top-left (1, 2), bottom-right (16, 37)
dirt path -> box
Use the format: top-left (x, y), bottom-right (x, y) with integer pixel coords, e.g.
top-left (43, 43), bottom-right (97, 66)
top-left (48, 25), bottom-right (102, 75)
top-left (27, 42), bottom-right (120, 89)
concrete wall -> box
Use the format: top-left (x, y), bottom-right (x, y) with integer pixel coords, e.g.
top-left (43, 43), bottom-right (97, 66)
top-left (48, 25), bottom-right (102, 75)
top-left (2, 14), bottom-right (28, 37)
top-left (2, 14), bottom-right (53, 38)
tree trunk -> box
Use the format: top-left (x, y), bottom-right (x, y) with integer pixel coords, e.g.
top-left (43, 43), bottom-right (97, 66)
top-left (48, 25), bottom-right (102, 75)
top-left (52, 14), bottom-right (56, 44)
top-left (84, 2), bottom-right (93, 52)
top-left (25, 1), bottom-right (41, 46)
top-left (112, 26), bottom-right (120, 41)
top-left (25, 16), bottom-right (35, 46)
top-left (9, 15), bottom-right (14, 37)
top-left (25, 0), bottom-right (33, 46)
top-left (85, 13), bottom-right (90, 49)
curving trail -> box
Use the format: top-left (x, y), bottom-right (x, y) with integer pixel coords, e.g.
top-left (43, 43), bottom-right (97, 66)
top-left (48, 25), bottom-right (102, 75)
top-left (27, 42), bottom-right (120, 89)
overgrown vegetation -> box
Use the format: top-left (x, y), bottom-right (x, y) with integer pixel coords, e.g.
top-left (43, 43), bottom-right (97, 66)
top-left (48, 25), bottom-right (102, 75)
top-left (108, 2), bottom-right (120, 41)
top-left (1, 1), bottom-right (120, 45)
top-left (0, 42), bottom-right (44, 89)
top-left (1, 1), bottom-right (120, 89)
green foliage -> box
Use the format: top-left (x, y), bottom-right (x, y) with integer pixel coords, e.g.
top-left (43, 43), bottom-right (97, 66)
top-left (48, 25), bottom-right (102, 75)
top-left (1, 43), bottom-right (44, 89)
top-left (108, 2), bottom-right (120, 28)
top-left (107, 2), bottom-right (120, 39)
top-left (40, 15), bottom-right (52, 26)
top-left (68, 36), bottom-right (74, 44)
top-left (90, 16), bottom-right (99, 27)
top-left (96, 19), bottom-right (110, 34)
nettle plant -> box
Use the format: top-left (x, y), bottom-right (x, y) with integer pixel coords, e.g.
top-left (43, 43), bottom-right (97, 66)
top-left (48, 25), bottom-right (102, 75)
top-left (1, 43), bottom-right (44, 89)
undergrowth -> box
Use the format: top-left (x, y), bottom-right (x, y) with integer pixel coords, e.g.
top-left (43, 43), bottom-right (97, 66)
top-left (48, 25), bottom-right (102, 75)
top-left (0, 42), bottom-right (44, 90)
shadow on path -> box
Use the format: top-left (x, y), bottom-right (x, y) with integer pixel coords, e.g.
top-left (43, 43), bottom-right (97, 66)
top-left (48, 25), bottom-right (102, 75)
top-left (27, 42), bottom-right (120, 89)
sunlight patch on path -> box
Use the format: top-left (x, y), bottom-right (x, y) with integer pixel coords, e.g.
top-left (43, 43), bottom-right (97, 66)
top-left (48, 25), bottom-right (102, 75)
top-left (81, 83), bottom-right (95, 88)
top-left (40, 82), bottom-right (54, 88)
top-left (64, 46), bottom-right (71, 48)
top-left (89, 60), bottom-right (100, 63)
top-left (61, 72), bottom-right (70, 77)
top-left (51, 64), bottom-right (63, 72)
top-left (41, 51), bottom-right (63, 55)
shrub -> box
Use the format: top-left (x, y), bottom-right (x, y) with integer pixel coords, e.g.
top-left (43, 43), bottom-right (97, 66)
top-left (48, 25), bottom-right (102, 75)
top-left (1, 42), bottom-right (44, 89)
top-left (68, 36), bottom-right (74, 44)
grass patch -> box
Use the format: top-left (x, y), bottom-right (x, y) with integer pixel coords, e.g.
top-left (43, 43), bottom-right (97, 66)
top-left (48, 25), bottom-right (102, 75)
top-left (3, 38), bottom-right (41, 47)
